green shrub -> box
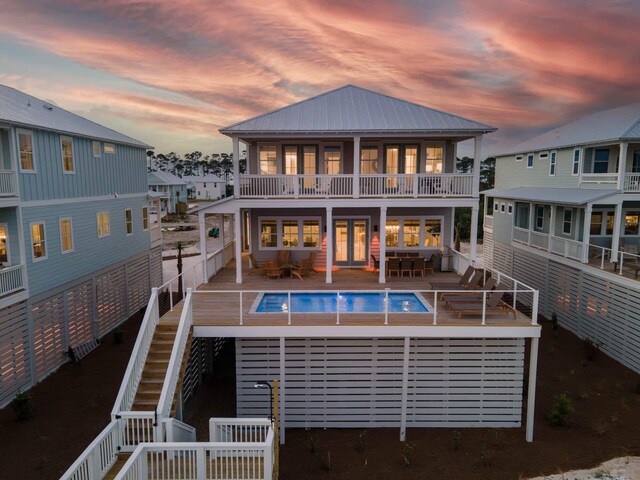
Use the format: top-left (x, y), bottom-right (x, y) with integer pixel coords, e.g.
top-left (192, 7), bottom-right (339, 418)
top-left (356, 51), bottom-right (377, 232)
top-left (550, 393), bottom-right (572, 426)
top-left (11, 391), bottom-right (34, 421)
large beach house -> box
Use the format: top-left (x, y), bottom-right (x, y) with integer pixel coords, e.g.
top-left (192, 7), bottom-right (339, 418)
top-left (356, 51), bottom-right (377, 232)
top-left (484, 103), bottom-right (640, 374)
top-left (0, 85), bottom-right (162, 409)
top-left (63, 86), bottom-right (542, 480)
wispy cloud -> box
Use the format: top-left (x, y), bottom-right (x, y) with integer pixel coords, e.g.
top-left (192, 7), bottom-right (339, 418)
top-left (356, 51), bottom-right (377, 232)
top-left (1, 0), bottom-right (638, 154)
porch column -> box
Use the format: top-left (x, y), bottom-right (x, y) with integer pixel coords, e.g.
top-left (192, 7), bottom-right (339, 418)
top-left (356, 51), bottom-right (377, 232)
top-left (326, 207), bottom-right (333, 284)
top-left (582, 203), bottom-right (593, 263)
top-left (611, 202), bottom-right (623, 262)
top-left (528, 202), bottom-right (534, 245)
top-left (549, 205), bottom-right (556, 245)
top-left (235, 209), bottom-right (242, 283)
top-left (617, 142), bottom-right (628, 191)
top-left (379, 207), bottom-right (387, 283)
top-left (472, 134), bottom-right (482, 197)
top-left (232, 137), bottom-right (240, 199)
top-left (220, 214), bottom-right (226, 259)
top-left (199, 211), bottom-right (208, 282)
top-left (353, 136), bottom-right (360, 199)
top-left (470, 204), bottom-right (479, 265)
top-left (450, 207), bottom-right (456, 247)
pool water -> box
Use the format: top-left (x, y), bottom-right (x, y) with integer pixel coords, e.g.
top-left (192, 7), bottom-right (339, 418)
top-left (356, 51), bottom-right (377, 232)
top-left (253, 292), bottom-right (430, 313)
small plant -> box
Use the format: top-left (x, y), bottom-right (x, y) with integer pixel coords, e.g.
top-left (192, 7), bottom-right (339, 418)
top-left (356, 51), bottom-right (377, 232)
top-left (479, 443), bottom-right (491, 467)
top-left (583, 337), bottom-right (602, 361)
top-left (355, 430), bottom-right (367, 453)
top-left (113, 328), bottom-right (124, 345)
top-left (551, 312), bottom-right (558, 330)
top-left (400, 442), bottom-right (415, 469)
top-left (314, 451), bottom-right (331, 471)
top-left (549, 393), bottom-right (572, 426)
top-left (11, 391), bottom-right (34, 421)
top-left (453, 430), bottom-right (461, 451)
top-left (306, 431), bottom-right (316, 454)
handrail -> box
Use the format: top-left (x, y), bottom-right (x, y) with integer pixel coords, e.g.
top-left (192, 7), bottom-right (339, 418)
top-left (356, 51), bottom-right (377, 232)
top-left (163, 418), bottom-right (197, 442)
top-left (111, 288), bottom-right (159, 417)
top-left (59, 420), bottom-right (120, 480)
top-left (158, 260), bottom-right (203, 311)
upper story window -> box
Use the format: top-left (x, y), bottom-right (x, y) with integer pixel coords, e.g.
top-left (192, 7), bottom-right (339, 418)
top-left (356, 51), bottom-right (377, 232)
top-left (515, 203), bottom-right (529, 229)
top-left (563, 209), bottom-right (573, 235)
top-left (60, 218), bottom-right (74, 253)
top-left (515, 155), bottom-right (523, 162)
top-left (93, 141), bottom-right (101, 158)
top-left (361, 147), bottom-right (379, 174)
top-left (18, 129), bottom-right (35, 171)
top-left (31, 222), bottom-right (47, 260)
top-left (324, 147), bottom-right (341, 175)
top-left (284, 146), bottom-right (297, 175)
top-left (425, 145), bottom-right (443, 174)
top-left (526, 154), bottom-right (534, 168)
top-left (535, 206), bottom-right (545, 230)
top-left (404, 146), bottom-right (418, 174)
top-left (104, 143), bottom-right (116, 154)
top-left (632, 151), bottom-right (640, 173)
top-left (125, 208), bottom-right (133, 235)
top-left (61, 136), bottom-right (75, 173)
top-left (572, 149), bottom-right (581, 175)
top-left (97, 211), bottom-right (110, 237)
top-left (593, 149), bottom-right (610, 174)
top-left (549, 151), bottom-right (557, 176)
top-left (0, 224), bottom-right (8, 264)
top-left (142, 207), bottom-right (149, 231)
top-left (259, 146), bottom-right (277, 175)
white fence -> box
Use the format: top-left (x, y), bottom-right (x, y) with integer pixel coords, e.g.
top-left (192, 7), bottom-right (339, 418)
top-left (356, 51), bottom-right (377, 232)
top-left (0, 264), bottom-right (25, 296)
top-left (210, 418), bottom-right (272, 443)
top-left (549, 236), bottom-right (584, 261)
top-left (0, 170), bottom-right (17, 196)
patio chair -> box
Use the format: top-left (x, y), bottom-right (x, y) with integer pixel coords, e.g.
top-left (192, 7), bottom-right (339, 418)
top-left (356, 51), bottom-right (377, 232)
top-left (370, 254), bottom-right (380, 273)
top-left (448, 283), bottom-right (517, 320)
top-left (388, 257), bottom-right (400, 277)
top-left (429, 265), bottom-right (475, 289)
top-left (412, 257), bottom-right (426, 278)
top-left (291, 260), bottom-right (313, 281)
top-left (441, 277), bottom-right (497, 307)
top-left (264, 260), bottom-right (283, 279)
top-left (424, 254), bottom-right (435, 274)
top-left (248, 253), bottom-right (264, 275)
top-left (276, 250), bottom-right (291, 268)
top-left (316, 177), bottom-right (332, 197)
top-left (401, 258), bottom-right (413, 277)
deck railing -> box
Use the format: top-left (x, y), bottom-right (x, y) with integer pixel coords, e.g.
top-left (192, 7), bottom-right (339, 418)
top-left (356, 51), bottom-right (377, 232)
top-left (164, 418), bottom-right (197, 442)
top-left (513, 227), bottom-right (584, 261)
top-left (623, 173), bottom-right (640, 192)
top-left (0, 264), bottom-right (25, 297)
top-left (0, 170), bottom-right (17, 197)
top-left (118, 411), bottom-right (157, 452)
top-left (210, 418), bottom-right (272, 443)
top-left (60, 420), bottom-right (121, 480)
top-left (159, 260), bottom-right (203, 312)
top-left (580, 173), bottom-right (618, 185)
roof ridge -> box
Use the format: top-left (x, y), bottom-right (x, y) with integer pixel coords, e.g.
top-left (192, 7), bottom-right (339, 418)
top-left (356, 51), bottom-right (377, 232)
top-left (622, 114), bottom-right (640, 138)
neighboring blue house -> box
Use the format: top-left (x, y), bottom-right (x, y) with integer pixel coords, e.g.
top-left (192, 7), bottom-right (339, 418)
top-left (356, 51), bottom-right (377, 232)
top-left (0, 85), bottom-right (162, 407)
top-left (148, 170), bottom-right (188, 214)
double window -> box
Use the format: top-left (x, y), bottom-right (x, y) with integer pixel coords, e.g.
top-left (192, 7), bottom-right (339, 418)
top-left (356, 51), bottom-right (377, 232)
top-left (125, 209), bottom-right (133, 235)
top-left (31, 222), bottom-right (47, 260)
top-left (61, 136), bottom-right (75, 173)
top-left (385, 217), bottom-right (442, 248)
top-left (18, 129), bottom-right (35, 171)
top-left (259, 218), bottom-right (321, 249)
top-left (593, 149), bottom-right (609, 174)
top-left (60, 218), bottom-right (74, 253)
top-left (259, 146), bottom-right (277, 175)
top-left (360, 147), bottom-right (379, 174)
top-left (97, 212), bottom-right (110, 237)
top-left (142, 207), bottom-right (149, 231)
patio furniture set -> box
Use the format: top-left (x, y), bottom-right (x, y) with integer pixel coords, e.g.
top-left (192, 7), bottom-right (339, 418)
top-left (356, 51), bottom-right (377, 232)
top-left (370, 252), bottom-right (436, 278)
top-left (249, 251), bottom-right (316, 281)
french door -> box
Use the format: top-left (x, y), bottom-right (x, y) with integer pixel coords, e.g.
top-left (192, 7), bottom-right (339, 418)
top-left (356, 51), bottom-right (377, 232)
top-left (333, 219), bottom-right (369, 266)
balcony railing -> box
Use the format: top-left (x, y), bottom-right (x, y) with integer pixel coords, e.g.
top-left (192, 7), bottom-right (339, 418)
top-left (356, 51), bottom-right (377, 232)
top-left (513, 227), bottom-right (584, 261)
top-left (238, 173), bottom-right (474, 199)
top-left (0, 265), bottom-right (25, 297)
top-left (580, 173), bottom-right (618, 185)
top-left (0, 170), bottom-right (17, 197)
top-left (623, 173), bottom-right (640, 192)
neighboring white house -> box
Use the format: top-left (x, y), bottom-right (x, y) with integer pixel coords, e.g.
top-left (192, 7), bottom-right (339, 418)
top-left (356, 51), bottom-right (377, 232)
top-left (188, 174), bottom-right (226, 200)
top-left (148, 170), bottom-right (187, 213)
top-left (484, 103), bottom-right (640, 375)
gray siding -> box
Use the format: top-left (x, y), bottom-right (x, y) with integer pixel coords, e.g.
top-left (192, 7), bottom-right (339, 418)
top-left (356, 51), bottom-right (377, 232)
top-left (22, 196), bottom-right (150, 296)
top-left (17, 128), bottom-right (147, 201)
top-left (495, 148), bottom-right (580, 190)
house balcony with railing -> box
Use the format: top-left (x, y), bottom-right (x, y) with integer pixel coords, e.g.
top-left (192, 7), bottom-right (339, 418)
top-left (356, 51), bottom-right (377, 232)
top-left (579, 142), bottom-right (640, 193)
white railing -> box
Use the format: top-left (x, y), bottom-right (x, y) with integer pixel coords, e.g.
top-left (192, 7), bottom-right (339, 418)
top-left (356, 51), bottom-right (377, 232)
top-left (157, 289), bottom-right (194, 422)
top-left (0, 264), bottom-right (25, 296)
top-left (549, 235), bottom-right (584, 261)
top-left (164, 418), bottom-right (197, 443)
top-left (297, 174), bottom-right (353, 197)
top-left (239, 174), bottom-right (296, 198)
top-left (484, 215), bottom-right (493, 228)
top-left (530, 231), bottom-right (549, 250)
top-left (60, 421), bottom-right (121, 480)
top-left (114, 432), bottom-right (275, 480)
top-left (513, 226), bottom-right (530, 244)
top-left (451, 248), bottom-right (472, 274)
top-left (112, 289), bottom-right (159, 416)
top-left (618, 250), bottom-right (640, 276)
top-left (588, 244), bottom-right (613, 270)
top-left (0, 170), bottom-right (17, 197)
top-left (623, 173), bottom-right (640, 192)
top-left (210, 418), bottom-right (272, 443)
top-left (223, 239), bottom-right (235, 264)
top-left (360, 173), bottom-right (473, 197)
top-left (118, 411), bottom-right (157, 452)
top-left (160, 260), bottom-right (203, 311)
top-left (580, 173), bottom-right (618, 184)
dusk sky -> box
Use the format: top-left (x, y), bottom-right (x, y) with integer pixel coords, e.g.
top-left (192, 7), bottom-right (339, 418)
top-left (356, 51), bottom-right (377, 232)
top-left (1, 0), bottom-right (639, 157)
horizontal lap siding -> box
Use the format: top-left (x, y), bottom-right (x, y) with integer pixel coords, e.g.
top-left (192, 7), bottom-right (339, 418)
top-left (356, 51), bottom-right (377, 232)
top-left (236, 338), bottom-right (524, 429)
top-left (0, 302), bottom-right (31, 404)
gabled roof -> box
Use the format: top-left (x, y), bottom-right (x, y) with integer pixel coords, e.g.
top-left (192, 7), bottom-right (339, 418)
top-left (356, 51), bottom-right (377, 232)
top-left (220, 85), bottom-right (496, 136)
top-left (485, 187), bottom-right (619, 206)
top-left (0, 84), bottom-right (151, 148)
top-left (189, 174), bottom-right (225, 183)
top-left (499, 103), bottom-right (640, 156)
top-left (148, 171), bottom-right (187, 186)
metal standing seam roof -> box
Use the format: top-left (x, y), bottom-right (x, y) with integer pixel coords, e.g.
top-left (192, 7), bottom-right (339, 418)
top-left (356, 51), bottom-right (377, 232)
top-left (219, 85), bottom-right (497, 135)
top-left (148, 170), bottom-right (187, 186)
top-left (498, 103), bottom-right (640, 156)
top-left (0, 84), bottom-right (151, 148)
top-left (483, 187), bottom-right (619, 206)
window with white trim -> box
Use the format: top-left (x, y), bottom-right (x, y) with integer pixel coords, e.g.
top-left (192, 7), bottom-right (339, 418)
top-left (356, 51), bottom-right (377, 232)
top-left (18, 129), bottom-right (35, 171)
top-left (625, 212), bottom-right (639, 235)
top-left (61, 136), bottom-right (75, 173)
top-left (526, 154), bottom-right (534, 168)
top-left (508, 204), bottom-right (513, 214)
top-left (425, 144), bottom-right (443, 174)
top-left (104, 143), bottom-right (116, 154)
top-left (360, 147), bottom-right (379, 174)
top-left (0, 224), bottom-right (9, 264)
top-left (284, 146), bottom-right (297, 175)
top-left (142, 207), bottom-right (149, 231)
top-left (60, 218), bottom-right (74, 253)
top-left (324, 146), bottom-right (341, 175)
top-left (535, 206), bottom-right (544, 230)
top-left (31, 222), bottom-right (47, 260)
top-left (303, 220), bottom-right (320, 247)
top-left (404, 145), bottom-right (418, 174)
top-left (97, 211), bottom-right (110, 237)
top-left (423, 219), bottom-right (441, 247)
top-left (259, 146), bottom-right (277, 175)
top-left (572, 149), bottom-right (581, 175)
top-left (282, 220), bottom-right (299, 248)
top-left (385, 217), bottom-right (443, 249)
top-left (259, 217), bottom-right (322, 250)
top-left (515, 155), bottom-right (523, 162)
top-left (260, 220), bottom-right (278, 248)
top-left (403, 219), bottom-right (420, 247)
top-left (590, 212), bottom-right (603, 236)
top-left (549, 151), bottom-right (557, 176)
top-left (125, 208), bottom-right (133, 235)
top-left (593, 149), bottom-right (609, 174)
top-left (93, 141), bottom-right (101, 158)
top-left (563, 209), bottom-right (573, 235)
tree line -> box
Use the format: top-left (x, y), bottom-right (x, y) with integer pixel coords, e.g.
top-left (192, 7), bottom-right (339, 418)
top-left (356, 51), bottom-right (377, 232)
top-left (147, 150), bottom-right (247, 180)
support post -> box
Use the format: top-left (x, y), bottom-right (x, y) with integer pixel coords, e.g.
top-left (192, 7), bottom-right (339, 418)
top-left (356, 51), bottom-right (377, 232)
top-left (450, 207), bottom-right (456, 247)
top-left (353, 136), bottom-right (360, 198)
top-left (618, 142), bottom-right (628, 191)
top-left (232, 137), bottom-right (240, 198)
top-left (279, 337), bottom-right (285, 445)
top-left (273, 377), bottom-right (280, 478)
top-left (549, 204), bottom-right (556, 238)
top-left (525, 337), bottom-right (539, 442)
top-left (220, 213), bottom-right (226, 258)
top-left (379, 206), bottom-right (387, 283)
top-left (235, 209), bottom-right (242, 283)
top-left (470, 204), bottom-right (479, 264)
top-left (326, 207), bottom-right (333, 283)
top-left (528, 202), bottom-right (534, 245)
top-left (611, 202), bottom-right (623, 263)
top-left (399, 336), bottom-right (410, 442)
top-left (582, 203), bottom-right (592, 263)
top-left (199, 212), bottom-right (208, 282)
top-left (472, 134), bottom-right (482, 197)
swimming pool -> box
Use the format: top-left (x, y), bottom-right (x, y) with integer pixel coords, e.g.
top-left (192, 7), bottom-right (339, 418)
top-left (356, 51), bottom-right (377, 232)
top-left (251, 291), bottom-right (431, 314)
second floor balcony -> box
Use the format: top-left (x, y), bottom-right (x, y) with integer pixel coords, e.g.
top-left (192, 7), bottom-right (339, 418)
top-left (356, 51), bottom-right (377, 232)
top-left (238, 173), bottom-right (474, 199)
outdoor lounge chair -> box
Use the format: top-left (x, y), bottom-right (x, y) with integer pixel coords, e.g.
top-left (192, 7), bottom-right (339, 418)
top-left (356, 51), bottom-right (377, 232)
top-left (448, 283), bottom-right (517, 320)
top-left (264, 260), bottom-right (283, 279)
top-left (433, 270), bottom-right (484, 296)
top-left (291, 259), bottom-right (313, 281)
top-left (441, 277), bottom-right (497, 307)
top-left (429, 265), bottom-right (474, 289)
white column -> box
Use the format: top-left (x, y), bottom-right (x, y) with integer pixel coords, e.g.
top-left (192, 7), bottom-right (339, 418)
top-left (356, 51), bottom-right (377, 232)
top-left (472, 135), bottom-right (482, 197)
top-left (353, 136), bottom-right (360, 199)
top-left (582, 203), bottom-right (592, 263)
top-left (279, 337), bottom-right (286, 445)
top-left (525, 337), bottom-right (539, 442)
top-left (470, 204), bottom-right (479, 264)
top-left (618, 142), bottom-right (628, 191)
top-left (611, 202), bottom-right (623, 262)
top-left (235, 209), bottom-right (242, 283)
top-left (379, 206), bottom-right (387, 283)
top-left (326, 207), bottom-right (333, 283)
top-left (220, 214), bottom-right (226, 261)
top-left (399, 336), bottom-right (410, 442)
top-left (450, 207), bottom-right (456, 247)
top-left (232, 137), bottom-right (240, 198)
top-left (549, 204), bottom-right (556, 238)
top-left (199, 212), bottom-right (208, 282)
